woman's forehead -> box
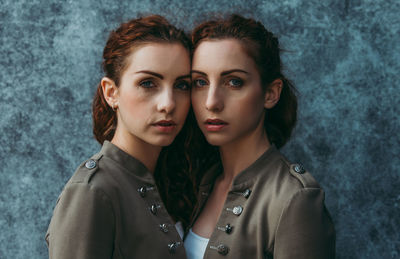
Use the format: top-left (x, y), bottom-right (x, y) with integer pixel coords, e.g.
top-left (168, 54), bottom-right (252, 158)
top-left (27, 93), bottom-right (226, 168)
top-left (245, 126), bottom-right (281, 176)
top-left (192, 39), bottom-right (257, 74)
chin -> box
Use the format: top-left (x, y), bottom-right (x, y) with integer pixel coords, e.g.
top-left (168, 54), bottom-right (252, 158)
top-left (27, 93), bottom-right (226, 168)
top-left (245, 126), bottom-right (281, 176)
top-left (204, 134), bottom-right (229, 147)
top-left (149, 135), bottom-right (176, 147)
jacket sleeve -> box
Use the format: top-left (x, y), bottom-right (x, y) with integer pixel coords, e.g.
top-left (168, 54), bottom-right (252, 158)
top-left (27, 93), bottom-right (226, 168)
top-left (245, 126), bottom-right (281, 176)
top-left (273, 188), bottom-right (335, 259)
top-left (46, 183), bottom-right (115, 259)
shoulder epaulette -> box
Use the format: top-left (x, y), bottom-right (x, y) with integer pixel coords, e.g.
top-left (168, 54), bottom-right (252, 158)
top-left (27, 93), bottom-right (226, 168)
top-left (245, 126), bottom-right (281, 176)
top-left (70, 153), bottom-right (104, 184)
top-left (289, 163), bottom-right (321, 189)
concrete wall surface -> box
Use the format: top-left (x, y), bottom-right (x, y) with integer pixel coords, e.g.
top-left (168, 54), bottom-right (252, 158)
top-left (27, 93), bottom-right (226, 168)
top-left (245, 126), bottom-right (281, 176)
top-left (0, 0), bottom-right (399, 258)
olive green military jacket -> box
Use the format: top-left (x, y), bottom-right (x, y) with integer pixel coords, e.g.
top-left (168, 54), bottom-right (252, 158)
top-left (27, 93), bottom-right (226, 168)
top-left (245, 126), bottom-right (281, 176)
top-left (46, 141), bottom-right (186, 259)
top-left (190, 146), bottom-right (335, 258)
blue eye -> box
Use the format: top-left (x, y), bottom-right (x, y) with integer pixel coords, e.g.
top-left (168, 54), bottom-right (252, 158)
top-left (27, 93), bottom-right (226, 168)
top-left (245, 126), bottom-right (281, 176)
top-left (175, 81), bottom-right (190, 91)
top-left (193, 79), bottom-right (208, 88)
top-left (139, 80), bottom-right (155, 88)
top-left (228, 78), bottom-right (243, 88)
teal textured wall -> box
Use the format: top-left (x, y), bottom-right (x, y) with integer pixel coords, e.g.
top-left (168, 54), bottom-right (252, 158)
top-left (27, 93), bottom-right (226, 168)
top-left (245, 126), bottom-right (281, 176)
top-left (0, 0), bottom-right (399, 258)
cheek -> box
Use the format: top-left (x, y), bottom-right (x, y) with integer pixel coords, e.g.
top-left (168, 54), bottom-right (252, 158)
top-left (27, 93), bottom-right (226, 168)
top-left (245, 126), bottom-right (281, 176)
top-left (120, 92), bottom-right (150, 119)
top-left (191, 91), bottom-right (206, 115)
top-left (232, 92), bottom-right (265, 120)
top-left (176, 94), bottom-right (191, 116)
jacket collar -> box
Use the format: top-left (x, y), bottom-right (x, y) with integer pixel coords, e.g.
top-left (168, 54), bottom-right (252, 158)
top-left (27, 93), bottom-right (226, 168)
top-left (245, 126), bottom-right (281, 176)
top-left (199, 145), bottom-right (279, 191)
top-left (100, 140), bottom-right (154, 182)
top-left (232, 144), bottom-right (278, 188)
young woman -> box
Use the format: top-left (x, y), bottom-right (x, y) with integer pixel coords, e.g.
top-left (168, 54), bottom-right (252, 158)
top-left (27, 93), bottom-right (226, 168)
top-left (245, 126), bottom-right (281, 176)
top-left (46, 15), bottom-right (193, 258)
top-left (185, 15), bottom-right (335, 258)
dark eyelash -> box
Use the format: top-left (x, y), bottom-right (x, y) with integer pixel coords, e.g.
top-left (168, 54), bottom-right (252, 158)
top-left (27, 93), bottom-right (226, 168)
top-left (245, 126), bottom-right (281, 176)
top-left (193, 79), bottom-right (208, 88)
top-left (175, 81), bottom-right (191, 90)
top-left (228, 78), bottom-right (244, 88)
top-left (139, 80), bottom-right (155, 88)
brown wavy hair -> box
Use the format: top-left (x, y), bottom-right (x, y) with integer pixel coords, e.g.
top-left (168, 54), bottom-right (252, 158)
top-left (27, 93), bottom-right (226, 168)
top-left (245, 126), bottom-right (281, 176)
top-left (192, 14), bottom-right (298, 149)
top-left (92, 15), bottom-right (194, 225)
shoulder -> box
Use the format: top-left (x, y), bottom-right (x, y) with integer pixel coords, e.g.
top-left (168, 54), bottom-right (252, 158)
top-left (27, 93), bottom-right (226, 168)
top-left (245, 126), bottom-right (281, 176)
top-left (273, 150), bottom-right (321, 190)
top-left (61, 152), bottom-right (119, 202)
top-left (46, 153), bottom-right (117, 255)
top-left (285, 159), bottom-right (321, 189)
top-left (49, 153), bottom-right (116, 223)
top-left (254, 149), bottom-right (324, 204)
top-left (272, 156), bottom-right (336, 257)
top-left (68, 152), bottom-right (103, 184)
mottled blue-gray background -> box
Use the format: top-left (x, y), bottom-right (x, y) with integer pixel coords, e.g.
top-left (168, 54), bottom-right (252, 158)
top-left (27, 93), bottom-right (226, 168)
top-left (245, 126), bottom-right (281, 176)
top-left (0, 0), bottom-right (399, 258)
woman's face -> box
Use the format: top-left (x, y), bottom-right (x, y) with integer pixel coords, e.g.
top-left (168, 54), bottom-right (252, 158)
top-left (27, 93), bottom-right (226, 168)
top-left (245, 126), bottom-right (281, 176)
top-left (107, 43), bottom-right (191, 147)
top-left (191, 39), bottom-right (267, 147)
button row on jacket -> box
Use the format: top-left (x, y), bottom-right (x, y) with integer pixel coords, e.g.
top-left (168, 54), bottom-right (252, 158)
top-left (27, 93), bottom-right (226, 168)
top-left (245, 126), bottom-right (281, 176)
top-left (211, 189), bottom-right (251, 255)
top-left (137, 185), bottom-right (182, 255)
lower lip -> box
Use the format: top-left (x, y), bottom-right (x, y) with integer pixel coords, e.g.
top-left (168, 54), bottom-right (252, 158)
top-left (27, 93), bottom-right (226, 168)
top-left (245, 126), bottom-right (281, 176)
top-left (154, 125), bottom-right (176, 133)
top-left (204, 124), bottom-right (228, 131)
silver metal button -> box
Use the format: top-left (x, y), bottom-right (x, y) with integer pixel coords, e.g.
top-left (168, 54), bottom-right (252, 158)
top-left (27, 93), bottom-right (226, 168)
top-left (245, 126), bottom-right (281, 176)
top-left (150, 204), bottom-right (160, 215)
top-left (232, 206), bottom-right (243, 215)
top-left (159, 223), bottom-right (169, 233)
top-left (293, 164), bottom-right (305, 174)
top-left (168, 242), bottom-right (181, 253)
top-left (217, 223), bottom-right (233, 234)
top-left (210, 244), bottom-right (229, 255)
top-left (138, 187), bottom-right (146, 197)
top-left (217, 244), bottom-right (229, 255)
top-left (232, 189), bottom-right (252, 199)
top-left (85, 160), bottom-right (96, 169)
top-left (225, 224), bottom-right (233, 234)
top-left (243, 189), bottom-right (251, 198)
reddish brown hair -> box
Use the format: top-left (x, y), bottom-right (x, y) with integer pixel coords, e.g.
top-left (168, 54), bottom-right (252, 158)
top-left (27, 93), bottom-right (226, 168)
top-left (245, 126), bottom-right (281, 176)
top-left (92, 15), bottom-right (194, 225)
top-left (192, 14), bottom-right (297, 148)
top-left (92, 15), bottom-right (191, 144)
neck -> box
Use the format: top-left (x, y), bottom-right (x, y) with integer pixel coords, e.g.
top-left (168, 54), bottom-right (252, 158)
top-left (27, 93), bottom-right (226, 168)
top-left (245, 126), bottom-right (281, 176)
top-left (111, 129), bottom-right (162, 174)
top-left (219, 123), bottom-right (270, 183)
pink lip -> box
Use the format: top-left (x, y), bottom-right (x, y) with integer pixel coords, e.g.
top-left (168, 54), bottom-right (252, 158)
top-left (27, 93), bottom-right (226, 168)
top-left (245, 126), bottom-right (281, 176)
top-left (204, 119), bottom-right (228, 132)
top-left (153, 120), bottom-right (177, 133)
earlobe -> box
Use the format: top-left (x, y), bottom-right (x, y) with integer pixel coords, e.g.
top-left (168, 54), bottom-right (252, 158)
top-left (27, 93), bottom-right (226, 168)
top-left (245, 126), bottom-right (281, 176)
top-left (101, 77), bottom-right (119, 110)
top-left (264, 79), bottom-right (283, 109)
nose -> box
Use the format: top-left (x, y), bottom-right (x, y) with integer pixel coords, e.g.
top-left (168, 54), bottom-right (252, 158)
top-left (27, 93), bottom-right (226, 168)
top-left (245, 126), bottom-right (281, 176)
top-left (157, 87), bottom-right (176, 114)
top-left (205, 86), bottom-right (224, 112)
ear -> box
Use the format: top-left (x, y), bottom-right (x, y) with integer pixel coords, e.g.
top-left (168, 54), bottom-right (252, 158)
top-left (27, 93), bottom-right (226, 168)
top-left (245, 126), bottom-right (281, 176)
top-left (101, 77), bottom-right (119, 110)
top-left (264, 79), bottom-right (283, 109)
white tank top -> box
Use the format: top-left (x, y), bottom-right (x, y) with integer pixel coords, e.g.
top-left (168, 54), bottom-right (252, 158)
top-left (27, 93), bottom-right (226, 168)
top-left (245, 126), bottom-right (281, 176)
top-left (184, 228), bottom-right (209, 259)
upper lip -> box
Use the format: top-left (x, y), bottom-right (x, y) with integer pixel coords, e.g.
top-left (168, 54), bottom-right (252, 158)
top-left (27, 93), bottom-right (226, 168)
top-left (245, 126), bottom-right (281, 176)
top-left (153, 120), bottom-right (176, 126)
top-left (204, 118), bottom-right (228, 125)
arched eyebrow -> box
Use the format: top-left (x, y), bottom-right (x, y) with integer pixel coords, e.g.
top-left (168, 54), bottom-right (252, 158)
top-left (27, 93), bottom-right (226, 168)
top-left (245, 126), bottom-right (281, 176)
top-left (136, 70), bottom-right (163, 79)
top-left (176, 74), bottom-right (191, 81)
top-left (220, 69), bottom-right (249, 76)
top-left (135, 71), bottom-right (190, 81)
top-left (191, 70), bottom-right (206, 76)
top-left (191, 69), bottom-right (249, 76)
